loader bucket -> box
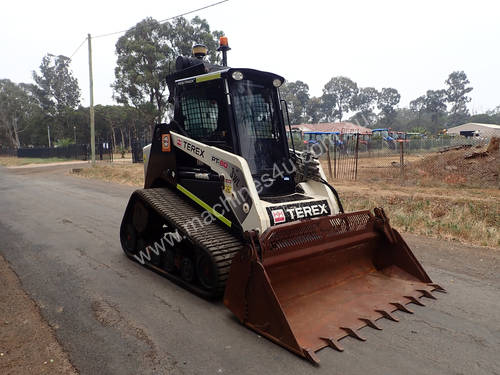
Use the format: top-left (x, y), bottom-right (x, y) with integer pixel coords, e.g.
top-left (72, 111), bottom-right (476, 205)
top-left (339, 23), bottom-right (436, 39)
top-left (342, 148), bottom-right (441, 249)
top-left (224, 208), bottom-right (444, 364)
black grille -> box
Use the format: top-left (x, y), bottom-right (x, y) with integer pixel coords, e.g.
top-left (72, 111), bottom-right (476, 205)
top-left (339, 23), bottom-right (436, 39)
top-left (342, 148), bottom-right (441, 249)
top-left (233, 94), bottom-right (273, 138)
top-left (181, 97), bottom-right (219, 138)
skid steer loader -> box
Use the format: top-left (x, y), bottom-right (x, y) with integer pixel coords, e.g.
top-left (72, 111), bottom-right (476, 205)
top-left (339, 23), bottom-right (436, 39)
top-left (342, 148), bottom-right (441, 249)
top-left (120, 39), bottom-right (444, 364)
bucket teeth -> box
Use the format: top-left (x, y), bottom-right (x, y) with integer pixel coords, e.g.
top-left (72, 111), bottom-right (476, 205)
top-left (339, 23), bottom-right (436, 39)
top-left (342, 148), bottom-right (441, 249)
top-left (429, 283), bottom-right (447, 293)
top-left (359, 317), bottom-right (383, 330)
top-left (418, 289), bottom-right (437, 300)
top-left (391, 302), bottom-right (414, 314)
top-left (320, 337), bottom-right (344, 352)
top-left (303, 349), bottom-right (320, 365)
top-left (405, 295), bottom-right (426, 306)
top-left (340, 327), bottom-right (367, 341)
top-left (376, 309), bottom-right (399, 322)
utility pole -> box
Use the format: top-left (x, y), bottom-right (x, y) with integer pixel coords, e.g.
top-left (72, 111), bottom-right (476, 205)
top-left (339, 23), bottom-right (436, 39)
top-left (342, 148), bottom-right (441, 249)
top-left (47, 125), bottom-right (51, 147)
top-left (88, 34), bottom-right (96, 164)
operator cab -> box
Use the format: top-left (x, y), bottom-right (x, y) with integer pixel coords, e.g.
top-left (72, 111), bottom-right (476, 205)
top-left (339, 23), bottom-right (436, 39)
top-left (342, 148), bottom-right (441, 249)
top-left (170, 66), bottom-right (295, 197)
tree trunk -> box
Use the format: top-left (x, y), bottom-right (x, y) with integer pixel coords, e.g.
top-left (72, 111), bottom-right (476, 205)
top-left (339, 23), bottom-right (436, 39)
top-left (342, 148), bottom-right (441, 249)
top-left (12, 117), bottom-right (21, 148)
top-left (120, 128), bottom-right (125, 149)
top-left (111, 126), bottom-right (117, 151)
top-left (5, 120), bottom-right (15, 147)
top-left (0, 113), bottom-right (18, 148)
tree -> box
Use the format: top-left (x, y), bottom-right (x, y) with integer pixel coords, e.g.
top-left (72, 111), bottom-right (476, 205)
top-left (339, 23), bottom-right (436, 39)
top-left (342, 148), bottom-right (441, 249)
top-left (96, 105), bottom-right (127, 149)
top-left (351, 87), bottom-right (379, 127)
top-left (486, 105), bottom-right (500, 125)
top-left (305, 97), bottom-right (325, 123)
top-left (409, 95), bottom-right (426, 114)
top-left (32, 54), bottom-right (80, 115)
top-left (112, 17), bottom-right (223, 133)
top-left (31, 54), bottom-right (81, 144)
top-left (321, 76), bottom-right (358, 122)
top-left (279, 80), bottom-right (310, 124)
top-left (445, 71), bottom-right (473, 122)
top-left (167, 16), bottom-right (223, 64)
top-left (487, 105), bottom-right (500, 116)
top-left (377, 87), bottom-right (400, 126)
top-left (0, 80), bottom-right (40, 148)
top-left (349, 111), bottom-right (378, 128)
top-left (410, 126), bottom-right (429, 135)
top-left (423, 89), bottom-right (447, 124)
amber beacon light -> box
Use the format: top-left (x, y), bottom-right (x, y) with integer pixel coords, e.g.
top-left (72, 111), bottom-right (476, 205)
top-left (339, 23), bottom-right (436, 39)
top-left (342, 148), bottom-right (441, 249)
top-left (219, 36), bottom-right (229, 47)
top-left (217, 36), bottom-right (231, 66)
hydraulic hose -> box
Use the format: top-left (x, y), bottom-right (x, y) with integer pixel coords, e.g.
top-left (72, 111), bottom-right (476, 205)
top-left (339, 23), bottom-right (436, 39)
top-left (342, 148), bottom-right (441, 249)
top-left (319, 178), bottom-right (344, 213)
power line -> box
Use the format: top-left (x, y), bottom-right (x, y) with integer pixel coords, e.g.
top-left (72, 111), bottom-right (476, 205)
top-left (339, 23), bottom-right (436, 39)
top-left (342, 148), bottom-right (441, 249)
top-left (158, 0), bottom-right (228, 23)
top-left (69, 37), bottom-right (88, 59)
top-left (93, 0), bottom-right (229, 39)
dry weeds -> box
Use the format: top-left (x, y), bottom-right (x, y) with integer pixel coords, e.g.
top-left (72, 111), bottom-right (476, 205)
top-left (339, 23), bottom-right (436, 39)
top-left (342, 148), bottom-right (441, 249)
top-left (73, 152), bottom-right (499, 248)
top-left (72, 163), bottom-right (144, 187)
top-left (336, 181), bottom-right (499, 248)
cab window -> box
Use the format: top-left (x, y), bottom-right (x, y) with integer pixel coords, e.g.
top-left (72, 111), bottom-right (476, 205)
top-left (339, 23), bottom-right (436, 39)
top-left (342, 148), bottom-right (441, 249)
top-left (175, 79), bottom-right (231, 148)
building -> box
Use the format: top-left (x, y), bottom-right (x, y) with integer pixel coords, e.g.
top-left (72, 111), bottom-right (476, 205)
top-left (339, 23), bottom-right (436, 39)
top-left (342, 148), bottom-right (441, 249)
top-left (446, 123), bottom-right (500, 138)
top-left (290, 122), bottom-right (372, 134)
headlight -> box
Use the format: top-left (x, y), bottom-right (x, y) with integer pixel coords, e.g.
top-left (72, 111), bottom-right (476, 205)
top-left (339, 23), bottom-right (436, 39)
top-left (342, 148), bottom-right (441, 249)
top-left (232, 71), bottom-right (244, 80)
top-left (272, 79), bottom-right (282, 87)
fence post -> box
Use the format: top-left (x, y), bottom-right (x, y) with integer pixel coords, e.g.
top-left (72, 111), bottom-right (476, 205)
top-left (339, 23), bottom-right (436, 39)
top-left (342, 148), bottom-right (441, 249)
top-left (326, 138), bottom-right (333, 180)
top-left (333, 139), bottom-right (337, 179)
top-left (354, 133), bottom-right (359, 180)
top-left (400, 141), bottom-right (405, 183)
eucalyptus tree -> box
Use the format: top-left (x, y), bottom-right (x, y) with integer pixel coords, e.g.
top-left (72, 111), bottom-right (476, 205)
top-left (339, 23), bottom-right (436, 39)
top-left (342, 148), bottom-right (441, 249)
top-left (112, 16), bottom-right (223, 133)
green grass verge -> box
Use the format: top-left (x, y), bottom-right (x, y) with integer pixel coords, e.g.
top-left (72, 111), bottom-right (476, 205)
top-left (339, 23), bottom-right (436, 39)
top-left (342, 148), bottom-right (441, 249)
top-left (0, 156), bottom-right (77, 167)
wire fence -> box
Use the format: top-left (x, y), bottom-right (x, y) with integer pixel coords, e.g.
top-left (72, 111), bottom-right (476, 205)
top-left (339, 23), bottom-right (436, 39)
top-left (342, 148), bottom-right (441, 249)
top-left (307, 135), bottom-right (495, 186)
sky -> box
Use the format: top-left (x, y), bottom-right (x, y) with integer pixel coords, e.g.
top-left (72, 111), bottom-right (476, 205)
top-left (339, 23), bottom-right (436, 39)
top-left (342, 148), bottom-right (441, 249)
top-left (1, 0), bottom-right (499, 113)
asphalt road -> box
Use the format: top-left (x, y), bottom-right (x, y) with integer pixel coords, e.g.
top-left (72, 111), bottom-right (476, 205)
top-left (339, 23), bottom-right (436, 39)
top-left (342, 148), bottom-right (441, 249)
top-left (0, 164), bottom-right (499, 375)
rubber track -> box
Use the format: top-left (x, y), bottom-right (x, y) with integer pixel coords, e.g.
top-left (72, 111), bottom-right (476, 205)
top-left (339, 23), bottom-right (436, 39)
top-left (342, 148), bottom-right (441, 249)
top-left (134, 188), bottom-right (244, 296)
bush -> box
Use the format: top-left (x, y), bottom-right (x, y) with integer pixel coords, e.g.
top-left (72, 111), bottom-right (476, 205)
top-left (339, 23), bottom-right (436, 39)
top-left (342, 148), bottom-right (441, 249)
top-left (54, 138), bottom-right (75, 147)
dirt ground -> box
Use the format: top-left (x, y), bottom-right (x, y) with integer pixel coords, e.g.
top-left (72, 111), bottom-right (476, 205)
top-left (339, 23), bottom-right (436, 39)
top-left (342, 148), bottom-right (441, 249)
top-left (353, 144), bottom-right (499, 189)
top-left (0, 254), bottom-right (76, 375)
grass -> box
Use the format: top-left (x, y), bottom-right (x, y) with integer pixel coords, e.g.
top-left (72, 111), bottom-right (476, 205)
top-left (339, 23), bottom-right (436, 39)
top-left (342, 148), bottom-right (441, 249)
top-left (72, 154), bottom-right (499, 249)
top-left (72, 163), bottom-right (144, 187)
top-left (112, 151), bottom-right (133, 160)
top-left (326, 146), bottom-right (499, 247)
top-left (0, 156), bottom-right (76, 167)
top-left (335, 180), bottom-right (499, 248)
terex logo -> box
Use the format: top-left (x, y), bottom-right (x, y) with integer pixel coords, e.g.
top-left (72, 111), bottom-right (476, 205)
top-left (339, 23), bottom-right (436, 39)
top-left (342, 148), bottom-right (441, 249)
top-left (182, 141), bottom-right (205, 158)
top-left (266, 200), bottom-right (331, 226)
top-left (271, 209), bottom-right (286, 224)
top-left (286, 203), bottom-right (328, 220)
